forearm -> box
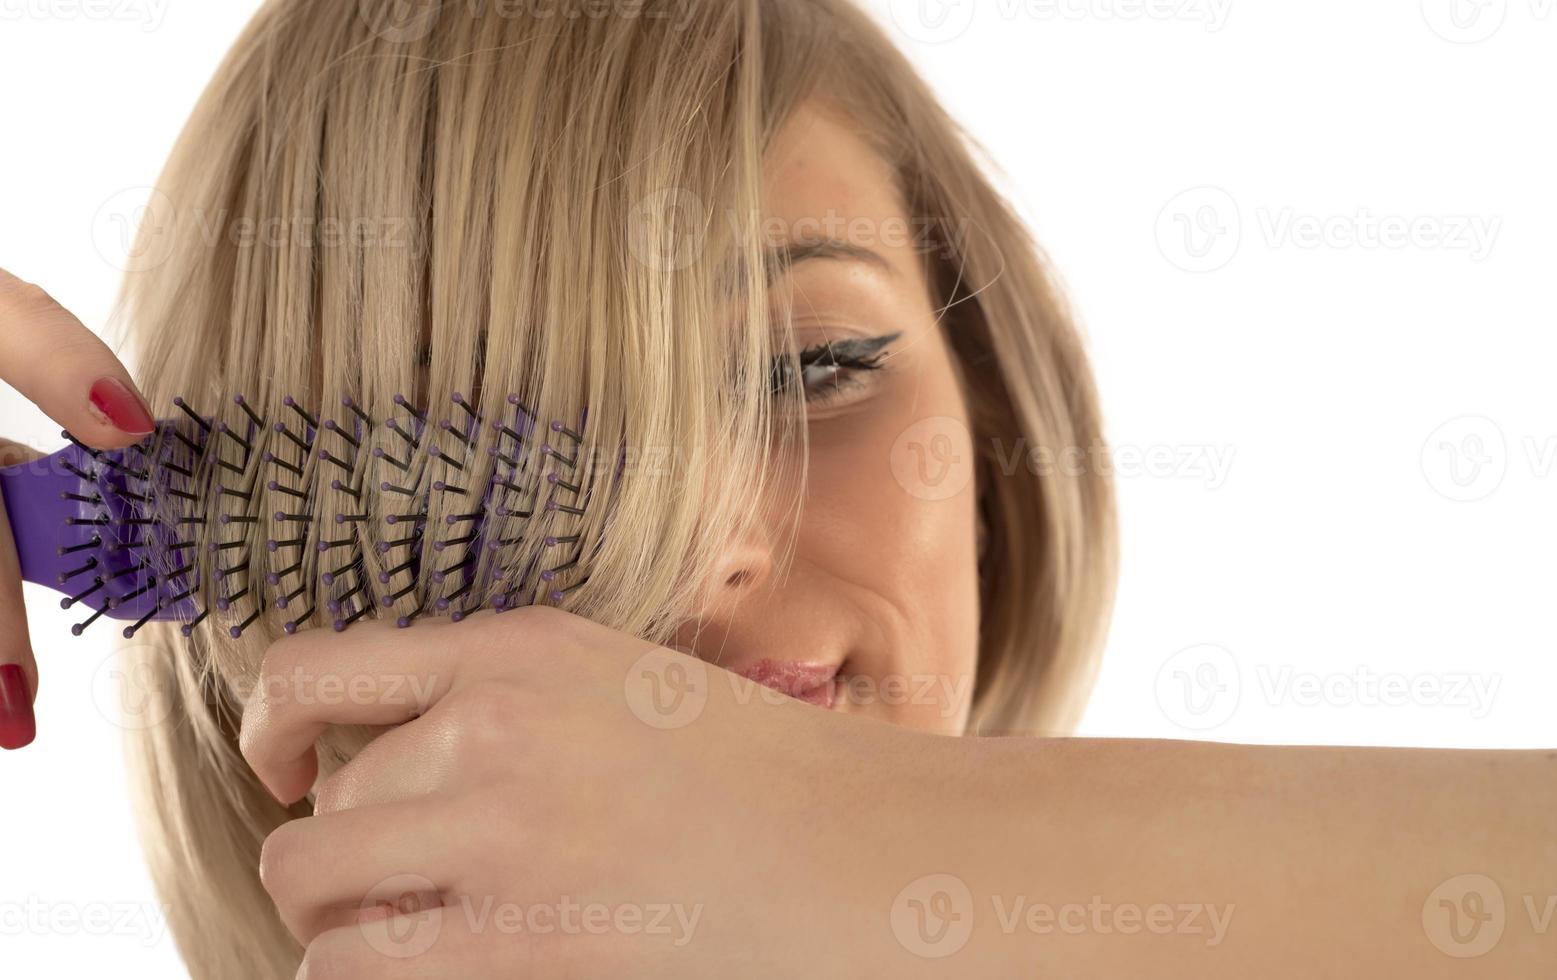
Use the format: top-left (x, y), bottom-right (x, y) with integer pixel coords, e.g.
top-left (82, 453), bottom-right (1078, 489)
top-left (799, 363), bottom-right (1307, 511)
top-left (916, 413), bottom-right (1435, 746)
top-left (865, 736), bottom-right (1555, 978)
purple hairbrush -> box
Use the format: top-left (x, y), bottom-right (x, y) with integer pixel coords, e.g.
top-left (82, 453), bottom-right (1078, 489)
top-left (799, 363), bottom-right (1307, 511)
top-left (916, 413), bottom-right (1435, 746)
top-left (0, 393), bottom-right (596, 640)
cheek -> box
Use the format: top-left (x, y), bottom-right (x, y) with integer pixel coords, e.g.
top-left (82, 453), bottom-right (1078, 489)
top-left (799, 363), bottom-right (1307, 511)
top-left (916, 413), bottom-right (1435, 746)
top-left (800, 349), bottom-right (981, 728)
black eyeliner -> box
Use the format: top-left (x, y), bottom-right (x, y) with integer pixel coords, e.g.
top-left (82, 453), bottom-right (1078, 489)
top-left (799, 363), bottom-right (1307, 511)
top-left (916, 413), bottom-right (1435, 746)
top-left (798, 331), bottom-right (902, 367)
top-left (769, 330), bottom-right (903, 399)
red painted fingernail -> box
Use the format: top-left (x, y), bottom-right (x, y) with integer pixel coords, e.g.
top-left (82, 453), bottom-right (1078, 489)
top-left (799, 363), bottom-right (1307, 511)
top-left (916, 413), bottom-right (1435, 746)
top-left (88, 377), bottom-right (156, 435)
top-left (0, 664), bottom-right (36, 750)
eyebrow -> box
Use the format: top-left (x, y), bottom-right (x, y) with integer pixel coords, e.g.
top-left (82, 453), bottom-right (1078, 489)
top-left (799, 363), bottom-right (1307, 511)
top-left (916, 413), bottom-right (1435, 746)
top-left (765, 239), bottom-right (896, 283)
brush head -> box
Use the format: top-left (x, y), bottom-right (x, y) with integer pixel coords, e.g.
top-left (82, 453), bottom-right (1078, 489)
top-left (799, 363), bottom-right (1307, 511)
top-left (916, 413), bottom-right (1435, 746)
top-left (0, 393), bottom-right (596, 640)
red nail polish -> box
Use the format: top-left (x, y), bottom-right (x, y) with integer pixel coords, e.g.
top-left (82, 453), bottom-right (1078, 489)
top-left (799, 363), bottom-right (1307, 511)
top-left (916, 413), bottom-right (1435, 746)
top-left (88, 378), bottom-right (156, 435)
top-left (0, 664), bottom-right (36, 750)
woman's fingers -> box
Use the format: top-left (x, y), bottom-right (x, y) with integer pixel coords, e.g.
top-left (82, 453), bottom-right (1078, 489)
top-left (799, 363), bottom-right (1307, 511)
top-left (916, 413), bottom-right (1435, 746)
top-left (259, 799), bottom-right (465, 945)
top-left (0, 266), bottom-right (155, 449)
top-left (0, 266), bottom-right (151, 749)
top-left (239, 606), bottom-right (630, 803)
top-left (302, 909), bottom-right (500, 980)
top-left (310, 708), bottom-right (462, 816)
top-left (239, 616), bottom-right (476, 805)
top-left (0, 439), bottom-right (40, 749)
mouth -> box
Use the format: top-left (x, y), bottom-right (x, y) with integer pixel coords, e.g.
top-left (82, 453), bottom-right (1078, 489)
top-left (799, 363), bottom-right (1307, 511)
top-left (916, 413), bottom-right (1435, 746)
top-left (735, 659), bottom-right (842, 709)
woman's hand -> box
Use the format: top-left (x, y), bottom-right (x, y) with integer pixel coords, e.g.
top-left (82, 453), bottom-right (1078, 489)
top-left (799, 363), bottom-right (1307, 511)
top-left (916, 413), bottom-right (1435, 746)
top-left (240, 606), bottom-right (944, 978)
top-left (240, 605), bottom-right (1557, 979)
top-left (0, 266), bottom-right (156, 749)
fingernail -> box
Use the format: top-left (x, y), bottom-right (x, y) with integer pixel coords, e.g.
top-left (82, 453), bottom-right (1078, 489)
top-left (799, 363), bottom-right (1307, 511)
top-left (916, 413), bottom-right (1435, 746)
top-left (0, 664), bottom-right (36, 750)
top-left (88, 377), bottom-right (156, 435)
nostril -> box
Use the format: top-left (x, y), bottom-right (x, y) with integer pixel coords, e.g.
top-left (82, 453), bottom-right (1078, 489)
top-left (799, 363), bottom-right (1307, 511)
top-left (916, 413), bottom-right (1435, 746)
top-left (725, 569), bottom-right (754, 589)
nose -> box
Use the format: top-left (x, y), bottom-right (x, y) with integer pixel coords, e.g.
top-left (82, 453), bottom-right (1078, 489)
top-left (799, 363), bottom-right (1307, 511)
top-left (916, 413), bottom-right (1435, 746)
top-left (696, 520), bottom-right (775, 613)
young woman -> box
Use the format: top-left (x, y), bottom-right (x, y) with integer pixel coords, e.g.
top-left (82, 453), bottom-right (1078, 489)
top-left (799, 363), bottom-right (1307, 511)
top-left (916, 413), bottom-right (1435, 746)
top-left (0, 1), bottom-right (1549, 976)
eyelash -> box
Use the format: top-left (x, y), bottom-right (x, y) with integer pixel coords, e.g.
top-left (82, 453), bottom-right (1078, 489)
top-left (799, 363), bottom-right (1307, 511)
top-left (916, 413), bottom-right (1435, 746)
top-left (772, 336), bottom-right (897, 406)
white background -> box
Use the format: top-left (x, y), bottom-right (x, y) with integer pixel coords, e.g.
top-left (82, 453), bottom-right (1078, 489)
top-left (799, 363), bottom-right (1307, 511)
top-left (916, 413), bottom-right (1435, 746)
top-left (1, 1), bottom-right (1553, 975)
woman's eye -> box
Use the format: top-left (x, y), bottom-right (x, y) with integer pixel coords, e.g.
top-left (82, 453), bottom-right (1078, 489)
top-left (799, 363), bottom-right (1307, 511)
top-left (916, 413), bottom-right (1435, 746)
top-left (801, 362), bottom-right (846, 391)
top-left (771, 331), bottom-right (901, 407)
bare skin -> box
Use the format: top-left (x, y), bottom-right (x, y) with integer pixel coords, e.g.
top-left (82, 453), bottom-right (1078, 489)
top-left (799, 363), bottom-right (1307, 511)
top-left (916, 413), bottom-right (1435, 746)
top-left (2, 104), bottom-right (1552, 976)
top-left (235, 614), bottom-right (1554, 977)
top-left (670, 102), bottom-right (981, 734)
top-left (0, 266), bottom-right (156, 749)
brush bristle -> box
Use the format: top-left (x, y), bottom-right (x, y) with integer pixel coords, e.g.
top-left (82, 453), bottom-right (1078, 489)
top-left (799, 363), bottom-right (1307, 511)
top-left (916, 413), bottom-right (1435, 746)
top-left (11, 392), bottom-right (598, 640)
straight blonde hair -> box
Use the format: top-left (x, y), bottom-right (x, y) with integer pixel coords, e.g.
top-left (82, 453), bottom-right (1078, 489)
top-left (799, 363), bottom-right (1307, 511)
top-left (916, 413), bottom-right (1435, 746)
top-left (115, 1), bottom-right (1116, 975)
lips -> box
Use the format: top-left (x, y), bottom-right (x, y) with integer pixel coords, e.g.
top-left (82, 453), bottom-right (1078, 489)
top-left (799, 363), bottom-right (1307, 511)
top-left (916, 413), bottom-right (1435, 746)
top-left (736, 659), bottom-right (840, 708)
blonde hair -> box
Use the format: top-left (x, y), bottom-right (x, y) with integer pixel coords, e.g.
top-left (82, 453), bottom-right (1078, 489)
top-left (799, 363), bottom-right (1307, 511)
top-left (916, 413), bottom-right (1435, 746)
top-left (115, 1), bottom-right (1116, 975)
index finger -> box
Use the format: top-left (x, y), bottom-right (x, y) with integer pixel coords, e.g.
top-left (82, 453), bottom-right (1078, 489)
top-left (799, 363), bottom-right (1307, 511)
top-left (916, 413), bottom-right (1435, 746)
top-left (0, 266), bottom-right (155, 449)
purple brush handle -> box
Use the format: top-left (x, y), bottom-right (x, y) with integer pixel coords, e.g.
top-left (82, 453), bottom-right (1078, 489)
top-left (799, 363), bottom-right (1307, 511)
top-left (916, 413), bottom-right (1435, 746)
top-left (0, 431), bottom-right (195, 629)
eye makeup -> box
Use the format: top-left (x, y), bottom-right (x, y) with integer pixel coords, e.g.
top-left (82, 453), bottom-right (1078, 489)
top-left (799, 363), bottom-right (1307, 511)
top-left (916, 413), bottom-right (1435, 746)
top-left (769, 331), bottom-right (902, 407)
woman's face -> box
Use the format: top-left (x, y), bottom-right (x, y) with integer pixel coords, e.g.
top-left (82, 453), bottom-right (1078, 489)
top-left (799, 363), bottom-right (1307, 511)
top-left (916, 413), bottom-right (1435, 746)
top-left (672, 102), bottom-right (982, 735)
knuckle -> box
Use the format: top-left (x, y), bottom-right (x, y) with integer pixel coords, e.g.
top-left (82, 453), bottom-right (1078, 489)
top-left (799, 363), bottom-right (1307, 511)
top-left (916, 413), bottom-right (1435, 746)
top-left (251, 637), bottom-right (305, 711)
top-left (257, 821), bottom-right (307, 898)
top-left (484, 603), bottom-right (570, 649)
top-left (297, 934), bottom-right (351, 980)
top-left (39, 332), bottom-right (103, 363)
top-left (311, 770), bottom-right (347, 816)
top-left (447, 682), bottom-right (526, 749)
top-left (256, 634), bottom-right (301, 685)
top-left (0, 274), bottom-right (54, 313)
top-left (236, 716), bottom-right (261, 768)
